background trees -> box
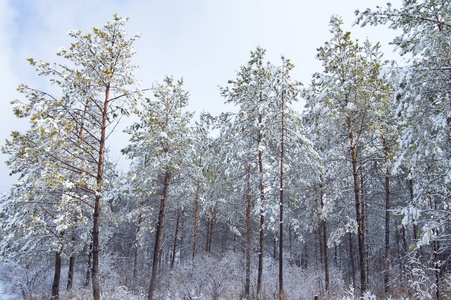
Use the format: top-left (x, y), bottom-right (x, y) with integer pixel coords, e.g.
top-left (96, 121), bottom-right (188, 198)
top-left (356, 1), bottom-right (451, 297)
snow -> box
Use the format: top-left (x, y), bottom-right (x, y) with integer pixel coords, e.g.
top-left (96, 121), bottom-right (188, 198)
top-left (0, 277), bottom-right (16, 300)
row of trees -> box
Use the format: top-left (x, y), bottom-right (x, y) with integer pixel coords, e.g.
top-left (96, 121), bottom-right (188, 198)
top-left (1, 1), bottom-right (450, 299)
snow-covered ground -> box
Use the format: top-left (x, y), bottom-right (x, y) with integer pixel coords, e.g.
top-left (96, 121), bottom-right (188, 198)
top-left (0, 276), bottom-right (16, 300)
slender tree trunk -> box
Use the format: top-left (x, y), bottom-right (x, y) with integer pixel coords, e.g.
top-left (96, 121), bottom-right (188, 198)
top-left (92, 84), bottom-right (110, 300)
top-left (319, 175), bottom-right (329, 292)
top-left (208, 215), bottom-right (214, 253)
top-left (384, 170), bottom-right (391, 295)
top-left (257, 92), bottom-right (265, 300)
top-left (134, 214), bottom-right (142, 282)
top-left (67, 254), bottom-right (75, 291)
top-left (348, 119), bottom-right (366, 295)
top-left (434, 239), bottom-right (441, 300)
top-left (67, 230), bottom-right (76, 291)
top-left (85, 243), bottom-right (92, 287)
top-left (51, 250), bottom-right (62, 300)
top-left (205, 217), bottom-right (211, 253)
top-left (334, 244), bottom-right (338, 268)
top-left (320, 221), bottom-right (329, 292)
top-left (171, 207), bottom-right (181, 269)
top-left (193, 182), bottom-right (200, 261)
top-left (408, 179), bottom-right (418, 241)
top-left (205, 211), bottom-right (214, 253)
top-left (279, 86), bottom-right (285, 300)
top-left (244, 165), bottom-right (252, 299)
top-left (383, 137), bottom-right (391, 296)
top-left (179, 216), bottom-right (185, 264)
top-left (257, 212), bottom-right (264, 300)
top-left (318, 225), bottom-right (324, 268)
top-left (349, 232), bottom-right (356, 292)
top-left (289, 225), bottom-right (293, 264)
top-left (148, 171), bottom-right (170, 300)
top-left (427, 171), bottom-right (441, 300)
top-left (302, 243), bottom-right (308, 269)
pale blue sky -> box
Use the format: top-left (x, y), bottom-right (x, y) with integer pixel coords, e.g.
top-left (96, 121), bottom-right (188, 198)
top-left (0, 0), bottom-right (402, 192)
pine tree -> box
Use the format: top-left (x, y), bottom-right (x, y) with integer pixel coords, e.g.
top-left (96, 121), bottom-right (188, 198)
top-left (2, 15), bottom-right (141, 300)
top-left (123, 76), bottom-right (193, 300)
top-left (303, 16), bottom-right (393, 296)
top-left (357, 2), bottom-right (451, 297)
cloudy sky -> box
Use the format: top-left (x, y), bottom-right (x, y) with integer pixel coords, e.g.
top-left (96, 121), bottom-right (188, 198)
top-left (0, 0), bottom-right (402, 192)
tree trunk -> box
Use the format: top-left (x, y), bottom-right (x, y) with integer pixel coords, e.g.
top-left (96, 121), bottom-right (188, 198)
top-left (289, 225), bottom-right (293, 264)
top-left (434, 239), bottom-right (441, 300)
top-left (383, 136), bottom-right (391, 296)
top-left (349, 232), bottom-right (356, 292)
top-left (348, 120), bottom-right (366, 295)
top-left (85, 243), bottom-right (92, 287)
top-left (134, 213), bottom-right (142, 282)
top-left (205, 211), bottom-right (214, 253)
top-left (92, 83), bottom-right (110, 300)
top-left (319, 175), bottom-right (329, 292)
top-left (321, 221), bottom-right (329, 292)
top-left (408, 179), bottom-right (418, 241)
top-left (384, 170), bottom-right (391, 294)
top-left (193, 182), bottom-right (200, 261)
top-left (256, 92), bottom-right (265, 300)
top-left (67, 230), bottom-right (76, 291)
top-left (67, 254), bottom-right (75, 291)
top-left (279, 86), bottom-right (285, 300)
top-left (51, 250), bottom-right (62, 300)
top-left (205, 217), bottom-right (211, 253)
top-left (257, 211), bottom-right (264, 300)
top-left (208, 215), bottom-right (214, 253)
top-left (427, 172), bottom-right (441, 300)
top-left (244, 165), bottom-right (252, 299)
top-left (91, 183), bottom-right (102, 299)
top-left (171, 207), bottom-right (181, 269)
top-left (148, 171), bottom-right (170, 300)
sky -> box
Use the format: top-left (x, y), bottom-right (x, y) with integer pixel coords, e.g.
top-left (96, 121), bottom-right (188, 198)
top-left (0, 0), bottom-right (403, 193)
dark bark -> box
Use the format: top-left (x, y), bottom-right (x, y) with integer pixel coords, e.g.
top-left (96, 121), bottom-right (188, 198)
top-left (193, 182), bottom-right (200, 261)
top-left (408, 179), bottom-right (418, 241)
top-left (205, 217), bottom-right (211, 253)
top-left (67, 255), bottom-right (75, 291)
top-left (349, 232), bottom-right (356, 292)
top-left (171, 207), bottom-right (181, 269)
top-left (384, 171), bottom-right (391, 294)
top-left (257, 212), bottom-right (264, 300)
top-left (319, 176), bottom-right (329, 292)
top-left (279, 87), bottom-right (285, 300)
top-left (205, 211), bottom-right (214, 253)
top-left (434, 240), bottom-right (441, 300)
top-left (85, 243), bottom-right (92, 287)
top-left (134, 214), bottom-right (142, 282)
top-left (289, 225), bottom-right (293, 264)
top-left (348, 119), bottom-right (366, 295)
top-left (208, 216), bottom-right (214, 253)
top-left (321, 221), bottom-right (329, 292)
top-left (91, 84), bottom-right (110, 300)
top-left (51, 250), bottom-right (62, 300)
top-left (383, 137), bottom-right (391, 296)
top-left (244, 165), bottom-right (252, 299)
top-left (256, 92), bottom-right (265, 300)
top-left (148, 171), bottom-right (170, 300)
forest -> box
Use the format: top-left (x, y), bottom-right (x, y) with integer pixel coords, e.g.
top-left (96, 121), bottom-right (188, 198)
top-left (0, 1), bottom-right (450, 300)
